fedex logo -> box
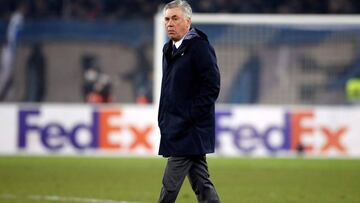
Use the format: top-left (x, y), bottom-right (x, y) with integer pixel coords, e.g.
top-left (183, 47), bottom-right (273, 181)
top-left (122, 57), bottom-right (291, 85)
top-left (216, 110), bottom-right (348, 155)
top-left (18, 108), bottom-right (154, 152)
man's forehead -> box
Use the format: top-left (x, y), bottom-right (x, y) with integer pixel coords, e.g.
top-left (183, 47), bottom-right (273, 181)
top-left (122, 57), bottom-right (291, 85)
top-left (164, 7), bottom-right (184, 17)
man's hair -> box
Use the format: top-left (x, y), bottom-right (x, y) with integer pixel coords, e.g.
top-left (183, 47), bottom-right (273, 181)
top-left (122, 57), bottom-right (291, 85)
top-left (163, 0), bottom-right (192, 18)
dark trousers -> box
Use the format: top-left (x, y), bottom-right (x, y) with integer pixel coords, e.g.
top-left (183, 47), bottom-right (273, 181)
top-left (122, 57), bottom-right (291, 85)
top-left (158, 156), bottom-right (220, 203)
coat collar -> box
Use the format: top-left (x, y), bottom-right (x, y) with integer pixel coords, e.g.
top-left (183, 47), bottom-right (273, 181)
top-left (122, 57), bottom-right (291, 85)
top-left (163, 27), bottom-right (208, 56)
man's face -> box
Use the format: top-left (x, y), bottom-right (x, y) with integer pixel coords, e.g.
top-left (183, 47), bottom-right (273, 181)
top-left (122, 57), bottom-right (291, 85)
top-left (164, 7), bottom-right (191, 42)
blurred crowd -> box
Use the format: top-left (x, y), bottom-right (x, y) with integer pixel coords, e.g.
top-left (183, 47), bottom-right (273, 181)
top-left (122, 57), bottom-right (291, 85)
top-left (0, 0), bottom-right (359, 21)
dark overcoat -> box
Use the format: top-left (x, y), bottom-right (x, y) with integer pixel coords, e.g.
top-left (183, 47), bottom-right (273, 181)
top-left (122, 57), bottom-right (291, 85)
top-left (158, 28), bottom-right (220, 157)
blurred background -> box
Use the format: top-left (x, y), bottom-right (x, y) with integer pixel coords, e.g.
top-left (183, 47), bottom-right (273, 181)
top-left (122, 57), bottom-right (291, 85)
top-left (0, 0), bottom-right (360, 105)
top-left (0, 0), bottom-right (360, 157)
top-left (1, 2), bottom-right (360, 203)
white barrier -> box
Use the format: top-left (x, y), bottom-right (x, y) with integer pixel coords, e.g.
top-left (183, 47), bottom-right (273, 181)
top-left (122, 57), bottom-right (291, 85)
top-left (1, 104), bottom-right (359, 157)
top-left (215, 106), bottom-right (360, 157)
top-left (1, 105), bottom-right (159, 156)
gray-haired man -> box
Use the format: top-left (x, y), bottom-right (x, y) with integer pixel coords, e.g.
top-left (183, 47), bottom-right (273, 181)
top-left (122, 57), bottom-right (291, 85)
top-left (157, 0), bottom-right (221, 202)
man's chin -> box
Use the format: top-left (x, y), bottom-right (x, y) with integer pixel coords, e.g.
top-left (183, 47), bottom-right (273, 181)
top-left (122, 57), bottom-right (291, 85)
top-left (167, 34), bottom-right (178, 40)
top-left (169, 36), bottom-right (181, 42)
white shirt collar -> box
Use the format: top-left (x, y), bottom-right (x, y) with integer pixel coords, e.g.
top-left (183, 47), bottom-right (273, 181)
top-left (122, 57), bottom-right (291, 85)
top-left (173, 32), bottom-right (187, 49)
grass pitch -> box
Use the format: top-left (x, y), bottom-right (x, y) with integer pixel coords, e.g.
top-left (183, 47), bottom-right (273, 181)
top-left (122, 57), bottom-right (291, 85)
top-left (0, 156), bottom-right (359, 203)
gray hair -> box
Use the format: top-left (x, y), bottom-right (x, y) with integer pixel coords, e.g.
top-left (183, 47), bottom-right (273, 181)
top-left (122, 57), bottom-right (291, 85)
top-left (163, 0), bottom-right (192, 18)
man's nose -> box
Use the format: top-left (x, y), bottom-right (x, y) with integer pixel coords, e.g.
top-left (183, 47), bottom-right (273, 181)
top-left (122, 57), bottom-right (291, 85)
top-left (167, 19), bottom-right (174, 26)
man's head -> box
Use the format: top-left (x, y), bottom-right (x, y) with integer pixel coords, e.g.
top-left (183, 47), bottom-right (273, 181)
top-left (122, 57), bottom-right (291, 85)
top-left (16, 0), bottom-right (29, 15)
top-left (163, 0), bottom-right (192, 42)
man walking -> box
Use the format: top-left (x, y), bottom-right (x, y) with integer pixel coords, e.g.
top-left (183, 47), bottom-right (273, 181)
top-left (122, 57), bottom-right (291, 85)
top-left (157, 0), bottom-right (221, 202)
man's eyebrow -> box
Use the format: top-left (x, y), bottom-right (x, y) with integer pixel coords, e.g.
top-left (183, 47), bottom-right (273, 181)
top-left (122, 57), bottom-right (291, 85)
top-left (165, 14), bottom-right (179, 18)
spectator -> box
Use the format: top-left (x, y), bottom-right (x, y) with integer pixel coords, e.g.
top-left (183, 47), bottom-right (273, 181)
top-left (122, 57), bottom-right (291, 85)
top-left (24, 43), bottom-right (46, 102)
top-left (31, 0), bottom-right (50, 19)
top-left (328, 0), bottom-right (355, 13)
top-left (82, 54), bottom-right (112, 103)
top-left (121, 42), bottom-right (152, 104)
top-left (0, 1), bottom-right (27, 101)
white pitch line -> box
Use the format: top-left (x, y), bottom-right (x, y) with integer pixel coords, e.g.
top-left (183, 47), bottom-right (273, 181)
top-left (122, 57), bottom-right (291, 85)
top-left (1, 194), bottom-right (142, 203)
top-left (0, 193), bottom-right (16, 199)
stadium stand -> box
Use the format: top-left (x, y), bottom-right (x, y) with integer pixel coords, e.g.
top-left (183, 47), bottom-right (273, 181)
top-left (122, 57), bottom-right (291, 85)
top-left (1, 0), bottom-right (360, 20)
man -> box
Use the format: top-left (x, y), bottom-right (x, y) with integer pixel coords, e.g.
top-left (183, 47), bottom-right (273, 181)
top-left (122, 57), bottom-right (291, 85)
top-left (0, 1), bottom-right (27, 101)
top-left (157, 0), bottom-right (221, 202)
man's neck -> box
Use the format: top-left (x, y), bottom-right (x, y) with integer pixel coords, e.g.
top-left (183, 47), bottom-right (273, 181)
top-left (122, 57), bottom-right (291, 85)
top-left (172, 30), bottom-right (189, 48)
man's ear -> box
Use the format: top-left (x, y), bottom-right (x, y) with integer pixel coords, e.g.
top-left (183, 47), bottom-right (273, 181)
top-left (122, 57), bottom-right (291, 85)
top-left (187, 18), bottom-right (192, 28)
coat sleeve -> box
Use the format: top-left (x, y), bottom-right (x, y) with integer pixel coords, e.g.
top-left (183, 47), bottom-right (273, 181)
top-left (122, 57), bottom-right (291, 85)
top-left (190, 40), bottom-right (220, 121)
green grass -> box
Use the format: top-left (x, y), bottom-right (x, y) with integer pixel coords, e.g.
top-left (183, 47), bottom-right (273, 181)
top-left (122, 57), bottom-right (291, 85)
top-left (0, 156), bottom-right (359, 203)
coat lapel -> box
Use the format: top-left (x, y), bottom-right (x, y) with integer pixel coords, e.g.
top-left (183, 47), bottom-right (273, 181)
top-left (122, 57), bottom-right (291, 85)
top-left (172, 40), bottom-right (189, 58)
